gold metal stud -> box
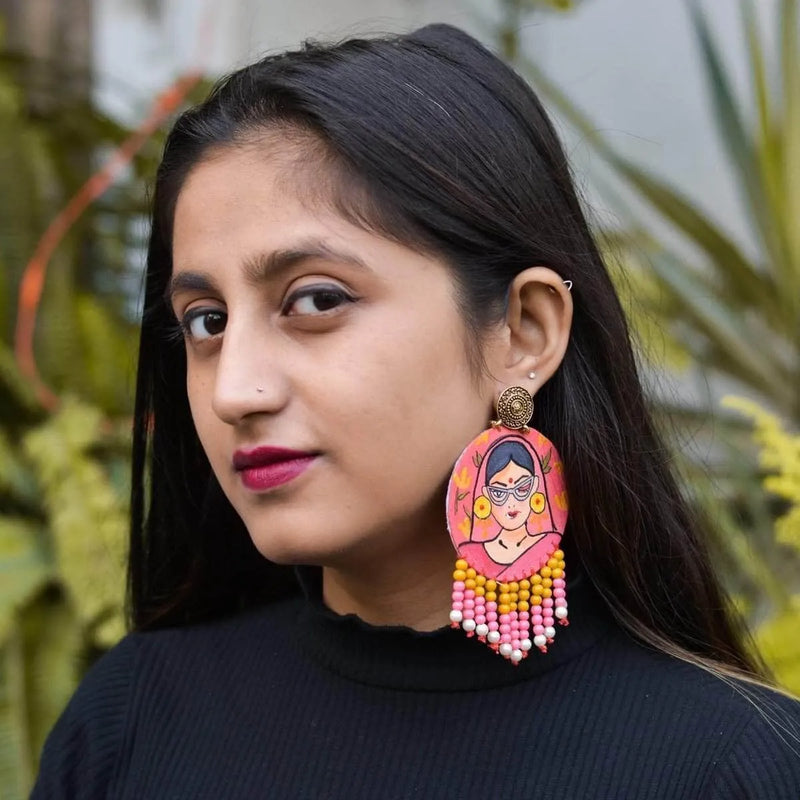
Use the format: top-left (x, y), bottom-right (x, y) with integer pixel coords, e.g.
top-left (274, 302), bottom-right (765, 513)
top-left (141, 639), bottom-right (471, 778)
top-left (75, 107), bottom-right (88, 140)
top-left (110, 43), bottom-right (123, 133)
top-left (494, 386), bottom-right (534, 429)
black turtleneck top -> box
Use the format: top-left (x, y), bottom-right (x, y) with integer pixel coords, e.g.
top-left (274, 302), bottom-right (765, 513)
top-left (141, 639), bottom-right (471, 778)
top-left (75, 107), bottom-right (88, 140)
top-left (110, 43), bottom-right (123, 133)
top-left (32, 568), bottom-right (800, 798)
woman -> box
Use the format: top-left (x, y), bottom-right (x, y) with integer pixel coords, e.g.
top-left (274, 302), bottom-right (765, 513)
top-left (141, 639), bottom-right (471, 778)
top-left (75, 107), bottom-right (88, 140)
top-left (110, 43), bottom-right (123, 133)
top-left (33, 24), bottom-right (799, 798)
top-left (458, 437), bottom-right (563, 580)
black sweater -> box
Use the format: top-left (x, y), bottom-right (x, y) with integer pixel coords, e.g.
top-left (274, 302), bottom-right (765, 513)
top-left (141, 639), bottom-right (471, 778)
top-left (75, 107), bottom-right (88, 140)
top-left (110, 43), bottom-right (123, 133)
top-left (32, 569), bottom-right (800, 799)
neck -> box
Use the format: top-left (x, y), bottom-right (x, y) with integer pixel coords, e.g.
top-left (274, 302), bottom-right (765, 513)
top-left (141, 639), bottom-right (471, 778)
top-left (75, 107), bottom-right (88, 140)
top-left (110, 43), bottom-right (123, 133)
top-left (321, 523), bottom-right (455, 632)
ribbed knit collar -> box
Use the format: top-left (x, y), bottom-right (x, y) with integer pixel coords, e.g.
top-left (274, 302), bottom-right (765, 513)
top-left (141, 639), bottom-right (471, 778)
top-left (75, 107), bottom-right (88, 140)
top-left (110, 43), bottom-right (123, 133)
top-left (293, 561), bottom-right (616, 692)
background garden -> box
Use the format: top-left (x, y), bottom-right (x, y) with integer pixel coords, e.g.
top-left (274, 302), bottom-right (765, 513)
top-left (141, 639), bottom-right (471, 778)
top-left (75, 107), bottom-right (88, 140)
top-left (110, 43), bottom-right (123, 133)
top-left (0, 0), bottom-right (798, 796)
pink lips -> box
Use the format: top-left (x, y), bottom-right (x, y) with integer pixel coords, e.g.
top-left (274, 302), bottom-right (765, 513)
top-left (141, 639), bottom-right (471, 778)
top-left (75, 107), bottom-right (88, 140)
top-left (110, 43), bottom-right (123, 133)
top-left (232, 446), bottom-right (317, 491)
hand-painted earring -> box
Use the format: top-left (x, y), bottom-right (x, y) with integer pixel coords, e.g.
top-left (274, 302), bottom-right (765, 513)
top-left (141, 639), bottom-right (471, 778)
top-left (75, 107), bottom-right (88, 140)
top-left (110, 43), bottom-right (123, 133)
top-left (446, 386), bottom-right (569, 663)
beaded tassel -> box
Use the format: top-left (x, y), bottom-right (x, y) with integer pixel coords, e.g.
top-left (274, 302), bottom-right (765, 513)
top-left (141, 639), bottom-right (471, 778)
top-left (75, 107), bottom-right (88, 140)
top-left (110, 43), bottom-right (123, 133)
top-left (450, 550), bottom-right (567, 663)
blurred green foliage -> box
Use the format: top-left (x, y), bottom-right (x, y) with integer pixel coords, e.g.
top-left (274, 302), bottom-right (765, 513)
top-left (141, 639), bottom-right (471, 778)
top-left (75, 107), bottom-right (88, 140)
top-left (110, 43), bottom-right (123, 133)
top-left (0, 33), bottom-right (152, 797)
top-left (487, 0), bottom-right (800, 685)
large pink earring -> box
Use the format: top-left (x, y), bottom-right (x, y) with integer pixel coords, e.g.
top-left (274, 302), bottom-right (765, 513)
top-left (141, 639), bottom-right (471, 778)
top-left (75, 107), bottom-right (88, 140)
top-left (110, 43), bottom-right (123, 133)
top-left (446, 386), bottom-right (569, 664)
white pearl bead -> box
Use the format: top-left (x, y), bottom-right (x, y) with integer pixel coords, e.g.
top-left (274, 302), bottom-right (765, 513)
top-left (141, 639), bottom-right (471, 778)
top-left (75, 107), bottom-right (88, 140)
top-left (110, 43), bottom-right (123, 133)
top-left (533, 634), bottom-right (547, 648)
top-left (544, 626), bottom-right (556, 638)
top-left (555, 606), bottom-right (568, 619)
top-left (511, 649), bottom-right (523, 662)
top-left (449, 609), bottom-right (463, 623)
top-left (475, 623), bottom-right (489, 637)
top-left (487, 630), bottom-right (501, 644)
top-left (462, 618), bottom-right (476, 632)
top-left (520, 638), bottom-right (532, 651)
top-left (499, 642), bottom-right (513, 657)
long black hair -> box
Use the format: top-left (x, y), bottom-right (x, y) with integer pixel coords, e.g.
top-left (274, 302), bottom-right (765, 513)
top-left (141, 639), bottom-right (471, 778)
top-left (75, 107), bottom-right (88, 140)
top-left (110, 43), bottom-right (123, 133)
top-left (131, 24), bottom-right (765, 679)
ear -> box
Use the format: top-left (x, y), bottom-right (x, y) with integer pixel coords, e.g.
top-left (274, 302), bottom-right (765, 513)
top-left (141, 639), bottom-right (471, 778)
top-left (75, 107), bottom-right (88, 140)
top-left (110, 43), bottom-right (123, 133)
top-left (532, 474), bottom-right (540, 492)
top-left (489, 267), bottom-right (573, 394)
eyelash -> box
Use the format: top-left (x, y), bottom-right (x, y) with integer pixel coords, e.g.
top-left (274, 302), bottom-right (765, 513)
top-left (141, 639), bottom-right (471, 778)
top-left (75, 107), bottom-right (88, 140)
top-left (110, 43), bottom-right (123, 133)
top-left (173, 284), bottom-right (357, 343)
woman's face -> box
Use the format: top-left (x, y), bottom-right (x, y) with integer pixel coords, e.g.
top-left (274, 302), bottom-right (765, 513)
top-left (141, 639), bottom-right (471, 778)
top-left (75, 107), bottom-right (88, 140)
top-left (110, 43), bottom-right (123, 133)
top-left (485, 460), bottom-right (535, 531)
top-left (170, 143), bottom-right (496, 567)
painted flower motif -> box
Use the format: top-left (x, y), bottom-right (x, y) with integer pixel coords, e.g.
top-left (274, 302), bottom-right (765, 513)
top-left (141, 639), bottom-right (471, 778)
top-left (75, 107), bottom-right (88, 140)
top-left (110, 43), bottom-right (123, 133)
top-left (530, 491), bottom-right (546, 514)
top-left (453, 467), bottom-right (471, 490)
top-left (554, 491), bottom-right (568, 511)
top-left (473, 495), bottom-right (492, 520)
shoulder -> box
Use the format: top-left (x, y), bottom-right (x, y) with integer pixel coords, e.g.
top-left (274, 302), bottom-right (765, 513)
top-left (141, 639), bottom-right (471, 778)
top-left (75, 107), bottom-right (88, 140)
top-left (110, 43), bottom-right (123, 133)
top-left (590, 630), bottom-right (800, 798)
top-left (31, 595), bottom-right (302, 799)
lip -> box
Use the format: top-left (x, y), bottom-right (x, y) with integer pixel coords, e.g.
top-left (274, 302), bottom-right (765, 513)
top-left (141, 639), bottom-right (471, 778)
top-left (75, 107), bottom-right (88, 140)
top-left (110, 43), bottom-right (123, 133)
top-left (233, 446), bottom-right (318, 491)
top-left (507, 510), bottom-right (520, 519)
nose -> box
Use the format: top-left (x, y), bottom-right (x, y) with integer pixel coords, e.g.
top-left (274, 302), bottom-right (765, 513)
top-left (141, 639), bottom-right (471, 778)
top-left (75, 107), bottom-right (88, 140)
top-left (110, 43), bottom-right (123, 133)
top-left (210, 319), bottom-right (290, 425)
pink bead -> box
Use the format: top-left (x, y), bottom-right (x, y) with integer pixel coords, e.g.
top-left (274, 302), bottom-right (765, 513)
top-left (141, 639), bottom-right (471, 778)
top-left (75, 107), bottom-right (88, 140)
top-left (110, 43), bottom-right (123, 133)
top-left (475, 614), bottom-right (486, 624)
top-left (499, 614), bottom-right (511, 624)
top-left (518, 611), bottom-right (529, 621)
top-left (533, 625), bottom-right (545, 635)
top-left (553, 579), bottom-right (565, 588)
top-left (452, 601), bottom-right (464, 610)
top-left (486, 611), bottom-right (497, 622)
top-left (451, 591), bottom-right (464, 601)
top-left (543, 598), bottom-right (554, 608)
top-left (475, 597), bottom-right (486, 608)
top-left (533, 615), bottom-right (543, 625)
top-left (500, 624), bottom-right (511, 634)
top-left (464, 598), bottom-right (475, 610)
top-left (453, 581), bottom-right (466, 591)
top-left (554, 588), bottom-right (566, 598)
top-left (511, 639), bottom-right (520, 649)
top-left (555, 598), bottom-right (567, 608)
top-left (488, 621), bottom-right (499, 630)
top-left (464, 590), bottom-right (475, 600)
top-left (464, 609), bottom-right (475, 619)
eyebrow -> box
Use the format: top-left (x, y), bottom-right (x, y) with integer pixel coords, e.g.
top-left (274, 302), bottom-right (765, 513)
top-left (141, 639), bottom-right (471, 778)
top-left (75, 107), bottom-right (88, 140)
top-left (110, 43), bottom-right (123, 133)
top-left (165, 238), bottom-right (372, 304)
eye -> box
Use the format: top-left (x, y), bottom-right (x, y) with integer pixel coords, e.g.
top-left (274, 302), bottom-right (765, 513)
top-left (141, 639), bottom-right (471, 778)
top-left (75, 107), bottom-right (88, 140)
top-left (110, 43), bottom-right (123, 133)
top-left (283, 284), bottom-right (356, 316)
top-left (487, 487), bottom-right (507, 503)
top-left (181, 308), bottom-right (227, 341)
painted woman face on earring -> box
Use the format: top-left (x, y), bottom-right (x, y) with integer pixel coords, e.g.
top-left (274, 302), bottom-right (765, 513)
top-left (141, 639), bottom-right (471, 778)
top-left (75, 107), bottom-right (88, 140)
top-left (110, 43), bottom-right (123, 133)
top-left (447, 427), bottom-right (568, 581)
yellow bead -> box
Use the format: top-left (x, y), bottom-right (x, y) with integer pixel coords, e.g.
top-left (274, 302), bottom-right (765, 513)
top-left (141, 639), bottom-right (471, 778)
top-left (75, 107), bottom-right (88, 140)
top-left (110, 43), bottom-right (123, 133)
top-left (518, 589), bottom-right (530, 601)
top-left (509, 593), bottom-right (518, 603)
top-left (542, 578), bottom-right (552, 589)
top-left (455, 559), bottom-right (469, 571)
top-left (485, 580), bottom-right (497, 592)
top-left (474, 586), bottom-right (485, 596)
top-left (547, 558), bottom-right (559, 570)
top-left (543, 588), bottom-right (552, 598)
top-left (552, 568), bottom-right (564, 579)
top-left (499, 583), bottom-right (510, 593)
top-left (532, 585), bottom-right (544, 596)
top-left (509, 581), bottom-right (519, 593)
top-left (520, 579), bottom-right (531, 590)
top-left (531, 596), bottom-right (542, 606)
top-left (498, 604), bottom-right (511, 614)
top-left (509, 602), bottom-right (517, 611)
top-left (465, 579), bottom-right (476, 590)
top-left (518, 600), bottom-right (529, 612)
top-left (499, 593), bottom-right (511, 605)
top-left (476, 575), bottom-right (486, 586)
top-left (540, 567), bottom-right (552, 579)
top-left (466, 568), bottom-right (477, 579)
top-left (453, 569), bottom-right (467, 581)
top-left (553, 550), bottom-right (564, 561)
top-left (531, 575), bottom-right (542, 585)
top-left (486, 591), bottom-right (497, 603)
top-left (558, 560), bottom-right (566, 570)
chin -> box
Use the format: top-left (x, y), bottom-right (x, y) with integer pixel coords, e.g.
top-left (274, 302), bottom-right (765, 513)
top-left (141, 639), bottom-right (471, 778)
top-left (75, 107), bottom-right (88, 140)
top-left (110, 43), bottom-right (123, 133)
top-left (243, 522), bottom-right (352, 567)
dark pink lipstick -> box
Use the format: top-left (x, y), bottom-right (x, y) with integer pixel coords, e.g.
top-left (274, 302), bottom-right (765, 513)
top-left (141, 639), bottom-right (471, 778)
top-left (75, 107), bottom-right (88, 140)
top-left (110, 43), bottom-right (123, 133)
top-left (232, 446), bottom-right (317, 491)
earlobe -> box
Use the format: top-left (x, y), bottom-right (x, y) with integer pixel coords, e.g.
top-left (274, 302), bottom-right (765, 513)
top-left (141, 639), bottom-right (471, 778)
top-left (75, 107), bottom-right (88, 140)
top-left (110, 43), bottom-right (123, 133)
top-left (499, 266), bottom-right (573, 390)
